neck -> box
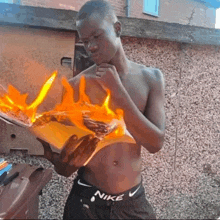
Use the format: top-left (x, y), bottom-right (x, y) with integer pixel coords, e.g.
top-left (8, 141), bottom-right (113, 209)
top-left (109, 45), bottom-right (130, 79)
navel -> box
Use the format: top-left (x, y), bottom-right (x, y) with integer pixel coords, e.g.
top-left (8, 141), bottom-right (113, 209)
top-left (113, 161), bottom-right (118, 166)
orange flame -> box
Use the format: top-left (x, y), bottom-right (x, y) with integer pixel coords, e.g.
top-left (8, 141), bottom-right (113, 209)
top-left (0, 71), bottom-right (125, 138)
top-left (50, 76), bottom-right (125, 138)
top-left (0, 71), bottom-right (57, 124)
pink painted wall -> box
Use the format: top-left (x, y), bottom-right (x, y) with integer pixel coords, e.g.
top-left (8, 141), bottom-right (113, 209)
top-left (0, 25), bottom-right (75, 155)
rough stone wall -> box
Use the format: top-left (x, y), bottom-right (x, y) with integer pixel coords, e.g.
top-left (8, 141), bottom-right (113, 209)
top-left (1, 33), bottom-right (219, 219)
top-left (122, 37), bottom-right (220, 219)
top-left (18, 0), bottom-right (216, 28)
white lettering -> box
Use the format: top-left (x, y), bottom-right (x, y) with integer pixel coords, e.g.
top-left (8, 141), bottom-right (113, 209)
top-left (94, 190), bottom-right (105, 199)
top-left (94, 191), bottom-right (124, 201)
top-left (103, 195), bottom-right (108, 200)
top-left (115, 194), bottom-right (124, 201)
top-left (107, 195), bottom-right (116, 201)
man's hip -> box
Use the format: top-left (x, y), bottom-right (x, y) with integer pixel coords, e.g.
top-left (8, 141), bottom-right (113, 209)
top-left (63, 174), bottom-right (156, 219)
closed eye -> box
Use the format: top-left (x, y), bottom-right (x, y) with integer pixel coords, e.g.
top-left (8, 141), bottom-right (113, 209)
top-left (94, 34), bottom-right (102, 39)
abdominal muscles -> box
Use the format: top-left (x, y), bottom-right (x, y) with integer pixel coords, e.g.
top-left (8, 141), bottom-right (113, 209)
top-left (83, 142), bottom-right (142, 194)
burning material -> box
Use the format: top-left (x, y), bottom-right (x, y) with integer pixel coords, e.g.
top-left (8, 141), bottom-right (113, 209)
top-left (34, 76), bottom-right (125, 138)
top-left (0, 71), bottom-right (57, 127)
top-left (0, 71), bottom-right (135, 165)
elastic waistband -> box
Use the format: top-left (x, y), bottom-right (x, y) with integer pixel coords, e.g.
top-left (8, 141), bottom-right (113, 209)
top-left (72, 176), bottom-right (144, 206)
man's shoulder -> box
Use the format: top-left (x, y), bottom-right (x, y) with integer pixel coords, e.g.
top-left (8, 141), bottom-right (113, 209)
top-left (130, 61), bottom-right (163, 79)
top-left (141, 65), bottom-right (163, 81)
top-left (140, 65), bottom-right (165, 89)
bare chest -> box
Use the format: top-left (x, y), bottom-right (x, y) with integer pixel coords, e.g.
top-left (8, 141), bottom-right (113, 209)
top-left (122, 74), bottom-right (149, 113)
top-left (75, 70), bottom-right (149, 188)
top-left (82, 73), bottom-right (150, 113)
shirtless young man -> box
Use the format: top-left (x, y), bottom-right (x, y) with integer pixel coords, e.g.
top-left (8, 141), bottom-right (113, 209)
top-left (38, 0), bottom-right (165, 219)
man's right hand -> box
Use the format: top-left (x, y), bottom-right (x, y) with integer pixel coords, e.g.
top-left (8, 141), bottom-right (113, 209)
top-left (37, 134), bottom-right (100, 177)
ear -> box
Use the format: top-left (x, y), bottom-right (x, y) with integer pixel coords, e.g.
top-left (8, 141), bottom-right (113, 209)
top-left (114, 21), bottom-right (122, 37)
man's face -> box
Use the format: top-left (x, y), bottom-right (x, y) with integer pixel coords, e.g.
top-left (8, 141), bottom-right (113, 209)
top-left (77, 14), bottom-right (119, 65)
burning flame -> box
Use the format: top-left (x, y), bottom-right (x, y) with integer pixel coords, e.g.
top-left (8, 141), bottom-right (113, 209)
top-left (50, 76), bottom-right (125, 138)
top-left (0, 71), bottom-right (125, 138)
top-left (0, 71), bottom-right (57, 124)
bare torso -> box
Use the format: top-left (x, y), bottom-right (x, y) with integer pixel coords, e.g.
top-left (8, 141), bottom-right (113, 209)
top-left (69, 60), bottom-right (152, 194)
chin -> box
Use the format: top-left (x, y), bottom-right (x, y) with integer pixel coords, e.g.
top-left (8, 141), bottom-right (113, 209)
top-left (94, 60), bottom-right (102, 66)
top-left (95, 59), bottom-right (107, 66)
top-left (93, 55), bottom-right (113, 66)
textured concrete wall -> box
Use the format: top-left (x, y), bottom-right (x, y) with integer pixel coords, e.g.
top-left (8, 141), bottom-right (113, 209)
top-left (0, 25), bottom-right (75, 155)
top-left (122, 37), bottom-right (220, 219)
top-left (1, 35), bottom-right (219, 219)
top-left (18, 0), bottom-right (216, 28)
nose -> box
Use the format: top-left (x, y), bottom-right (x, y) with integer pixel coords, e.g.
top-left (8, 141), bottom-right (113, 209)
top-left (87, 42), bottom-right (98, 53)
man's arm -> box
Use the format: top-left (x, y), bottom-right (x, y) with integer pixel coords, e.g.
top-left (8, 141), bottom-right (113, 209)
top-left (38, 134), bottom-right (100, 177)
top-left (142, 69), bottom-right (166, 151)
top-left (52, 154), bottom-right (78, 178)
top-left (114, 68), bottom-right (165, 153)
top-left (37, 137), bottom-right (78, 177)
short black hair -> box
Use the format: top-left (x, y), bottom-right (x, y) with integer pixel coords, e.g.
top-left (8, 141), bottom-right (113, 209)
top-left (76, 0), bottom-right (117, 26)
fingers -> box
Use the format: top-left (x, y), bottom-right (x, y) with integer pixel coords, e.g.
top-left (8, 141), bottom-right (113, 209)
top-left (96, 69), bottom-right (105, 78)
top-left (61, 134), bottom-right (93, 163)
top-left (60, 134), bottom-right (100, 168)
top-left (89, 137), bottom-right (100, 149)
top-left (64, 135), bottom-right (78, 149)
top-left (98, 63), bottom-right (114, 68)
top-left (68, 136), bottom-right (99, 166)
top-left (96, 72), bottom-right (103, 78)
top-left (97, 64), bottom-right (116, 71)
top-left (51, 152), bottom-right (60, 166)
top-left (96, 64), bottom-right (110, 78)
top-left (69, 134), bottom-right (94, 155)
top-left (60, 135), bottom-right (78, 162)
top-left (96, 67), bottom-right (108, 72)
top-left (96, 64), bottom-right (116, 80)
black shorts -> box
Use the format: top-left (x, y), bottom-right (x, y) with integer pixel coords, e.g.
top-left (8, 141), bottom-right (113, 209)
top-left (63, 168), bottom-right (156, 219)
